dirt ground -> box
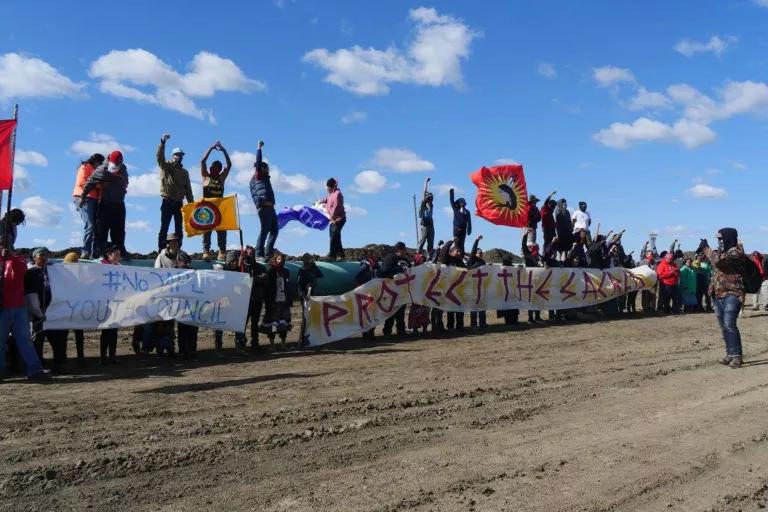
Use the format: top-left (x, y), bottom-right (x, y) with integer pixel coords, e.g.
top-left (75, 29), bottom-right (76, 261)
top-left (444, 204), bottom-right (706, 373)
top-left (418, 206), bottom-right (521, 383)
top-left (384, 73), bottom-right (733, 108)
top-left (2, 308), bottom-right (768, 512)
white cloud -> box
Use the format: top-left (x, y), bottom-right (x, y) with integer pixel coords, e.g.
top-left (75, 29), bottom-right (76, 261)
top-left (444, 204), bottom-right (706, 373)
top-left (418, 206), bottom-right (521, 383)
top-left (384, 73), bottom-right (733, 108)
top-left (69, 231), bottom-right (81, 245)
top-left (125, 202), bottom-right (146, 211)
top-left (13, 165), bottom-right (32, 192)
top-left (593, 66), bottom-right (635, 87)
top-left (341, 111), bottom-right (367, 124)
top-left (345, 204), bottom-right (368, 217)
top-left (20, 196), bottom-right (64, 227)
top-left (89, 49), bottom-right (265, 121)
top-left (754, 0), bottom-right (768, 6)
top-left (15, 149), bottom-right (47, 167)
top-left (625, 87), bottom-right (671, 111)
top-left (0, 53), bottom-right (84, 100)
top-left (352, 170), bottom-right (388, 194)
top-left (128, 171), bottom-right (161, 197)
top-left (675, 36), bottom-right (731, 57)
top-left (126, 220), bottom-right (150, 231)
top-left (370, 147), bottom-right (435, 173)
top-left (536, 62), bottom-right (557, 79)
top-left (229, 150), bottom-right (321, 194)
top-left (730, 160), bottom-right (747, 170)
top-left (432, 183), bottom-right (460, 196)
top-left (303, 7), bottom-right (479, 95)
top-left (441, 206), bottom-right (453, 218)
top-left (284, 225), bottom-right (311, 237)
top-left (237, 194), bottom-right (257, 216)
top-left (593, 117), bottom-right (715, 149)
top-left (493, 158), bottom-right (520, 165)
top-left (32, 238), bottom-right (56, 247)
top-left (686, 183), bottom-right (727, 198)
top-left (70, 133), bottom-right (136, 156)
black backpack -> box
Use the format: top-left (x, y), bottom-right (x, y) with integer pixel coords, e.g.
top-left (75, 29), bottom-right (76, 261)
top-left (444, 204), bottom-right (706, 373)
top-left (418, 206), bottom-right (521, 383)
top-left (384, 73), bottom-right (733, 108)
top-left (741, 256), bottom-right (762, 294)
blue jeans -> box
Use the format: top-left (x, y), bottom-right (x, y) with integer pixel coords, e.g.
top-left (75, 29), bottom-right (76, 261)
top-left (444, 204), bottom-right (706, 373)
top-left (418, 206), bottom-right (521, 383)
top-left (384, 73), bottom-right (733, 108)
top-left (713, 296), bottom-right (742, 357)
top-left (77, 197), bottom-right (98, 256)
top-left (0, 307), bottom-right (43, 376)
top-left (256, 207), bottom-right (278, 257)
top-left (329, 218), bottom-right (345, 258)
top-left (159, 198), bottom-right (183, 251)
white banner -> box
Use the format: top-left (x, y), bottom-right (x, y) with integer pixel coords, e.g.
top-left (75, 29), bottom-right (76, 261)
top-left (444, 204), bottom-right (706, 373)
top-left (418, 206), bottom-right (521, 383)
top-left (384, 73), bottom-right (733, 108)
top-left (304, 264), bottom-right (657, 346)
top-left (44, 263), bottom-right (252, 332)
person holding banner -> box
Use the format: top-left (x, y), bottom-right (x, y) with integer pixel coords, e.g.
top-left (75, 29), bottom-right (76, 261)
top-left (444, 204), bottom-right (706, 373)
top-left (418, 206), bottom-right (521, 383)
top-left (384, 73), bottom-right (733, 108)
top-left (157, 133), bottom-right (194, 251)
top-left (0, 247), bottom-right (50, 381)
top-left (319, 178), bottom-right (346, 260)
top-left (250, 140), bottom-right (279, 260)
top-left (261, 251), bottom-right (292, 350)
top-left (200, 141), bottom-right (232, 262)
top-left (99, 245), bottom-right (122, 365)
top-left (440, 239), bottom-right (466, 331)
top-left (381, 242), bottom-right (410, 338)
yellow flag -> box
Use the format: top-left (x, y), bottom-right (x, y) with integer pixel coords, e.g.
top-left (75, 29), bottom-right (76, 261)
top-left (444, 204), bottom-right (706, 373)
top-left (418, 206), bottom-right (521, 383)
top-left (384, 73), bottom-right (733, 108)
top-left (181, 195), bottom-right (240, 237)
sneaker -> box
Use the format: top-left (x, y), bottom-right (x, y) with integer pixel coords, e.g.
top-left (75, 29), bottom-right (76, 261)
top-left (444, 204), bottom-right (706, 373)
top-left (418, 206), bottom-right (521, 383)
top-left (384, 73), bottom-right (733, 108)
top-left (80, 252), bottom-right (90, 260)
top-left (28, 370), bottom-right (52, 382)
top-left (719, 356), bottom-right (732, 366)
top-left (729, 356), bottom-right (743, 369)
top-left (202, 250), bottom-right (212, 262)
top-left (217, 251), bottom-right (227, 261)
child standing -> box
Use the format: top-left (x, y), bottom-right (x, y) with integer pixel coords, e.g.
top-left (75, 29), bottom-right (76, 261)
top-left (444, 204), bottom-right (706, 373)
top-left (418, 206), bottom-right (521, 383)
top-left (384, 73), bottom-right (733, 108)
top-left (261, 251), bottom-right (292, 350)
top-left (407, 253), bottom-right (431, 335)
top-left (99, 245), bottom-right (121, 364)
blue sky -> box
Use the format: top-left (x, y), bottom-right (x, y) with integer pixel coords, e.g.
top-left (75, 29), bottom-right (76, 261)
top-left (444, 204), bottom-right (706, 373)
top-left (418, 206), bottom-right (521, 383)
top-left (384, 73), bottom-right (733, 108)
top-left (2, 0), bottom-right (768, 256)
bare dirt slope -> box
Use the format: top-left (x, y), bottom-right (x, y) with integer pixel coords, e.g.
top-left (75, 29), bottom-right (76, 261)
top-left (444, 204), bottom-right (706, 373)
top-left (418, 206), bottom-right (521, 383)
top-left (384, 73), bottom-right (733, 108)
top-left (2, 311), bottom-right (768, 512)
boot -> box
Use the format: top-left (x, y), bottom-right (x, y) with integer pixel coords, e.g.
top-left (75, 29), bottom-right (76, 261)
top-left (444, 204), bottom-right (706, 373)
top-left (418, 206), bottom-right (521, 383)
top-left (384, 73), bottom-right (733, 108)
top-left (719, 356), bottom-right (732, 365)
top-left (202, 250), bottom-right (212, 262)
top-left (729, 356), bottom-right (743, 369)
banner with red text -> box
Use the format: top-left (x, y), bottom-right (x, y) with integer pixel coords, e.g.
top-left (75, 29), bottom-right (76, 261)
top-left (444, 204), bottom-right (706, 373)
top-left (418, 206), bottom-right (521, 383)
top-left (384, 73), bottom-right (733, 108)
top-left (304, 264), bottom-right (657, 346)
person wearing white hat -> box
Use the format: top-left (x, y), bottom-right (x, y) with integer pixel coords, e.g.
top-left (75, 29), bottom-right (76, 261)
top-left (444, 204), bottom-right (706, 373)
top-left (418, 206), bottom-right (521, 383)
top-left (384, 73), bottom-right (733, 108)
top-left (156, 133), bottom-right (194, 251)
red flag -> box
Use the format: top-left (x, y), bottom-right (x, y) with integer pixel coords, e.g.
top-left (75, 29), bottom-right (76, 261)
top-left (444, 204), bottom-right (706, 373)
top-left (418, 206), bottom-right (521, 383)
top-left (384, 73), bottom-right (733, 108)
top-left (0, 119), bottom-right (17, 191)
top-left (470, 164), bottom-right (529, 227)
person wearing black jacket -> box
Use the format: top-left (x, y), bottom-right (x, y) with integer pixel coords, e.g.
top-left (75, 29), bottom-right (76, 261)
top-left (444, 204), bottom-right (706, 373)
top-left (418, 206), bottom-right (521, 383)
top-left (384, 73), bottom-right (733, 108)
top-left (449, 188), bottom-right (472, 256)
top-left (526, 195), bottom-right (541, 247)
top-left (261, 251), bottom-right (292, 350)
top-left (240, 246), bottom-right (268, 351)
top-left (440, 239), bottom-right (466, 331)
top-left (356, 250), bottom-right (381, 340)
top-left (24, 248), bottom-right (69, 373)
top-left (381, 242), bottom-right (410, 337)
top-left (468, 236), bottom-right (488, 329)
top-left (520, 234), bottom-right (544, 322)
top-left (554, 198), bottom-right (573, 259)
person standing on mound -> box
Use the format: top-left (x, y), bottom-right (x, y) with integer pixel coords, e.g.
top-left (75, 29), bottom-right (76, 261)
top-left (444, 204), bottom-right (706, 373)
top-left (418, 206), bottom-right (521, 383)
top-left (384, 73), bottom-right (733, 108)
top-left (200, 141), bottom-right (232, 262)
top-left (250, 140), bottom-right (278, 260)
top-left (449, 188), bottom-right (471, 256)
top-left (319, 178), bottom-right (346, 260)
top-left (157, 133), bottom-right (194, 251)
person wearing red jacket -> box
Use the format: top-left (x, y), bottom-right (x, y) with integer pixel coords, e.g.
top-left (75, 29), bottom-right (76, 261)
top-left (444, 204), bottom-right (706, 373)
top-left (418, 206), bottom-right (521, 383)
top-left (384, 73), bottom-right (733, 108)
top-left (749, 251), bottom-right (768, 311)
top-left (656, 252), bottom-right (681, 314)
top-left (0, 248), bottom-right (50, 381)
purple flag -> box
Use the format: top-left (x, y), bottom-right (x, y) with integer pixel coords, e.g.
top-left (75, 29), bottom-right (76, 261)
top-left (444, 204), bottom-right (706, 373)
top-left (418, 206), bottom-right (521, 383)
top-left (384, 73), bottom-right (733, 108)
top-left (277, 205), bottom-right (330, 231)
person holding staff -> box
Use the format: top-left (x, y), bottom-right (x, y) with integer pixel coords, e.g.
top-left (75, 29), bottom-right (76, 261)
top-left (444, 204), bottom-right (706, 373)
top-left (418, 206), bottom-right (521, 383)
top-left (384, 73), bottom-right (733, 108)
top-left (417, 177), bottom-right (435, 256)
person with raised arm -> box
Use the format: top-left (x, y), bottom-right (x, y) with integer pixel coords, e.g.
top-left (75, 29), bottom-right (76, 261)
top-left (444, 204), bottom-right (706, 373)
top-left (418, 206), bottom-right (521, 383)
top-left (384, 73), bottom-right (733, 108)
top-left (249, 140), bottom-right (278, 260)
top-left (200, 141), bottom-right (232, 261)
top-left (417, 177), bottom-right (435, 256)
top-left (449, 188), bottom-right (471, 256)
top-left (539, 190), bottom-right (557, 250)
top-left (156, 133), bottom-right (194, 251)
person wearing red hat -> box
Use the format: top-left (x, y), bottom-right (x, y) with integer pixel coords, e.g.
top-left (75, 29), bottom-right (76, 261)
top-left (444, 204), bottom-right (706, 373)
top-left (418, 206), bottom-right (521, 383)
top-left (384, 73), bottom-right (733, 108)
top-left (80, 150), bottom-right (129, 258)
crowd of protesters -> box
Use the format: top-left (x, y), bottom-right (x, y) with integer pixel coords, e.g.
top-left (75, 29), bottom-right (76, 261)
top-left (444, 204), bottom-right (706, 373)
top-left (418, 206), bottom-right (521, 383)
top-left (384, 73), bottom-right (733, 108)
top-left (0, 135), bottom-right (759, 381)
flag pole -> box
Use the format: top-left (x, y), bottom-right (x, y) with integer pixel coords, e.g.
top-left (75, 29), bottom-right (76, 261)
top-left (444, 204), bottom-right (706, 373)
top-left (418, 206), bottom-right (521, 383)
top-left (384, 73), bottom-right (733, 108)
top-left (412, 194), bottom-right (418, 249)
top-left (0, 105), bottom-right (18, 308)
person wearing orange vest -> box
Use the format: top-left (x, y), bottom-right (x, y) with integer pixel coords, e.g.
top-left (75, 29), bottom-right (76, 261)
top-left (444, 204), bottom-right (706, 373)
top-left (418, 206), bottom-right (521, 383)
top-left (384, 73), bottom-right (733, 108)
top-left (72, 153), bottom-right (105, 259)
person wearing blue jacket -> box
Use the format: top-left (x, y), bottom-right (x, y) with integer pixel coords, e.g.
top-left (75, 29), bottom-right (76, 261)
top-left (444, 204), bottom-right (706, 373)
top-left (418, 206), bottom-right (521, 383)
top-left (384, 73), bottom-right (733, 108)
top-left (449, 188), bottom-right (471, 256)
top-left (417, 177), bottom-right (435, 255)
top-left (249, 140), bottom-right (278, 259)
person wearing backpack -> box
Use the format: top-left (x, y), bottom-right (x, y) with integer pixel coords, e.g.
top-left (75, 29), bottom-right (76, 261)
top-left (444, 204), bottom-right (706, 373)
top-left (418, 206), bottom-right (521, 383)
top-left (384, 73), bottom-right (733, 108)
top-left (698, 228), bottom-right (747, 369)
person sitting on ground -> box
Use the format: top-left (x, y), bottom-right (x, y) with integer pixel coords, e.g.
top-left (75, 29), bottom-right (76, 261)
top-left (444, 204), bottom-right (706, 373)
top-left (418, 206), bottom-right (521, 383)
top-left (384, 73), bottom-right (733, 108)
top-left (99, 245), bottom-right (122, 365)
top-left (449, 188), bottom-right (472, 256)
top-left (25, 247), bottom-right (69, 374)
top-left (200, 141), bottom-right (232, 262)
top-left (407, 253), bottom-right (431, 335)
top-left (440, 239), bottom-right (466, 331)
top-left (261, 251), bottom-right (292, 350)
top-left (157, 133), bottom-right (194, 251)
top-left (468, 235), bottom-right (488, 329)
top-left (381, 242), bottom-right (411, 337)
top-left (699, 228), bottom-right (746, 368)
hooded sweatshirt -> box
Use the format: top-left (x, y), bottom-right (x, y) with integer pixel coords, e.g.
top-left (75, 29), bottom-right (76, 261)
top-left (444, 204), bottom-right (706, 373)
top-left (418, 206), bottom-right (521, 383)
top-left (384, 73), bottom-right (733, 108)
top-left (704, 227), bottom-right (745, 299)
top-left (656, 258), bottom-right (680, 286)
